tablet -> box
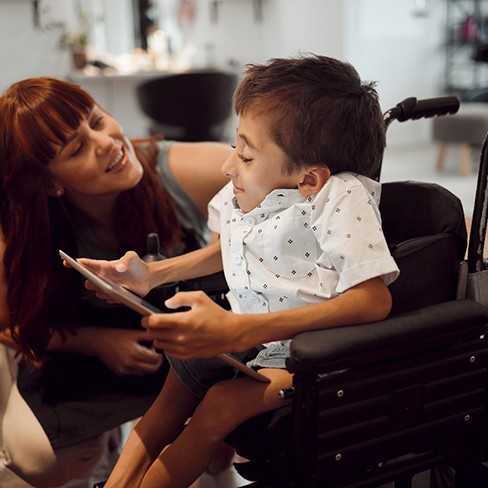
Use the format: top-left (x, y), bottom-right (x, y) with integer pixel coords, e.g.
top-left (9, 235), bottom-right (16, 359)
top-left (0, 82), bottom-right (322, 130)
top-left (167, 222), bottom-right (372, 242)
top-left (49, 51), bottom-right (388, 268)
top-left (59, 250), bottom-right (270, 383)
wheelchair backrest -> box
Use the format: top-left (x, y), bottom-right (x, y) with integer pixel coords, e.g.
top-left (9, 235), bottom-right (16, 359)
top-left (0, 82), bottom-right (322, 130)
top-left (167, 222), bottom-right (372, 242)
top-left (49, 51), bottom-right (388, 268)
top-left (379, 181), bottom-right (467, 315)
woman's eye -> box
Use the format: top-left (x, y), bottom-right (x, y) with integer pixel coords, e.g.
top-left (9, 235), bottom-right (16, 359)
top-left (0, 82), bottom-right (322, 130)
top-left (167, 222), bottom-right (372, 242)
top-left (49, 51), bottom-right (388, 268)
top-left (71, 142), bottom-right (84, 158)
top-left (92, 117), bottom-right (104, 129)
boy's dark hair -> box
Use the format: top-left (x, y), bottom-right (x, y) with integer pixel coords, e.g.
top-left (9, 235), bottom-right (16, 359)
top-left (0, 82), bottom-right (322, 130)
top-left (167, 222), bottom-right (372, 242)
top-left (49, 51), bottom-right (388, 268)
top-left (233, 54), bottom-right (385, 177)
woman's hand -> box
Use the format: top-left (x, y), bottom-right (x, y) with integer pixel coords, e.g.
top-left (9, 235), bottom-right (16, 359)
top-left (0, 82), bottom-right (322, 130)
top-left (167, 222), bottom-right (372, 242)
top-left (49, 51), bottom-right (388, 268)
top-left (88, 327), bottom-right (164, 376)
top-left (77, 251), bottom-right (151, 299)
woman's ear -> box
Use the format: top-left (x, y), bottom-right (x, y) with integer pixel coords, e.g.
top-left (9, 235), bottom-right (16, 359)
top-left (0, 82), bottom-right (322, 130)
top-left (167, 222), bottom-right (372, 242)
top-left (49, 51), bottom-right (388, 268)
top-left (298, 166), bottom-right (331, 196)
top-left (47, 185), bottom-right (64, 197)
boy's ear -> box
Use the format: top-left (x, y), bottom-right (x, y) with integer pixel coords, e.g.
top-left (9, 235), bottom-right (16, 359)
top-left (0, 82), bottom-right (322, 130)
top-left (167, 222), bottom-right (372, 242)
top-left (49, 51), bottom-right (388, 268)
top-left (298, 166), bottom-right (331, 196)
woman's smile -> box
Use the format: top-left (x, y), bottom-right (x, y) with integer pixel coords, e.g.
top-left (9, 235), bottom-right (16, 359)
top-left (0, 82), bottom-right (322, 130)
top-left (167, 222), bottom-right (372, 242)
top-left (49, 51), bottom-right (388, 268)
top-left (105, 146), bottom-right (127, 173)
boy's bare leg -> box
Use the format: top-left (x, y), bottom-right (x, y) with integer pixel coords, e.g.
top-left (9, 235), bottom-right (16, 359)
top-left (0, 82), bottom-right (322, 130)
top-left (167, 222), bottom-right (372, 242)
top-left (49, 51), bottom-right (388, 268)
top-left (104, 367), bottom-right (199, 487)
top-left (142, 368), bottom-right (293, 488)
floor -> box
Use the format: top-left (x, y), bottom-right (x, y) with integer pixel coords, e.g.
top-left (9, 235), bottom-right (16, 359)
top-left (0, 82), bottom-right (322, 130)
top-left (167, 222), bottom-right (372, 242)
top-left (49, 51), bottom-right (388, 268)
top-left (381, 141), bottom-right (480, 219)
top-left (192, 456), bottom-right (435, 488)
top-left (191, 464), bottom-right (251, 488)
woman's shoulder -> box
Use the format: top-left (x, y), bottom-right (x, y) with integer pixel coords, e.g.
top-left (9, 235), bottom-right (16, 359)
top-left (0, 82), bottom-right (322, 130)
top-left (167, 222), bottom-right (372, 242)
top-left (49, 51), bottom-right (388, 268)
top-left (132, 136), bottom-right (169, 168)
top-left (161, 142), bottom-right (231, 215)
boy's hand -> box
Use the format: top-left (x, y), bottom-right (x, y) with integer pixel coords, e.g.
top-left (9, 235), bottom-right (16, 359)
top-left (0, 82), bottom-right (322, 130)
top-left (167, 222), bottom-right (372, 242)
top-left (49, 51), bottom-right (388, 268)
top-left (77, 251), bottom-right (151, 300)
top-left (142, 291), bottom-right (241, 359)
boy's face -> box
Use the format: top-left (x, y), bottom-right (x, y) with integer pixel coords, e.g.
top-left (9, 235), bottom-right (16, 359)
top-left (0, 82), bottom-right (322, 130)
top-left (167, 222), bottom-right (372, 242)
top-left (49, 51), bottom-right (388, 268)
top-left (222, 111), bottom-right (303, 213)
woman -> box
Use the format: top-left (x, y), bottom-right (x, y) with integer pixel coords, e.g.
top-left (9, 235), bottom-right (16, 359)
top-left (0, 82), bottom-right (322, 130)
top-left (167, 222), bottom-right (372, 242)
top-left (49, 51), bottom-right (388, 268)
top-left (0, 77), bottom-right (230, 487)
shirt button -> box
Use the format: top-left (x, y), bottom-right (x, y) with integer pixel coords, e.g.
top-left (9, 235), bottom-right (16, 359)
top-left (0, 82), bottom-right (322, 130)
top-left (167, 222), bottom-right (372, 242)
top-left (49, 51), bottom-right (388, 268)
top-left (246, 217), bottom-right (255, 225)
top-left (233, 255), bottom-right (242, 264)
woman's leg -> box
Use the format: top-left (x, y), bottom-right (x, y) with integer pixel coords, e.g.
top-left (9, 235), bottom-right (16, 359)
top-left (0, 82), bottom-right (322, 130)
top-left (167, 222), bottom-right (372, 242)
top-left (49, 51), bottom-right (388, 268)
top-left (142, 368), bottom-right (293, 488)
top-left (0, 345), bottom-right (112, 488)
top-left (105, 367), bottom-right (200, 487)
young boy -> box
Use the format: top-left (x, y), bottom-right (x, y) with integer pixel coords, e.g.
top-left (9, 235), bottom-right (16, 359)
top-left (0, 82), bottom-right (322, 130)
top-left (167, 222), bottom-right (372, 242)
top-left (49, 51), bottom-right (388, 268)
top-left (85, 54), bottom-right (399, 487)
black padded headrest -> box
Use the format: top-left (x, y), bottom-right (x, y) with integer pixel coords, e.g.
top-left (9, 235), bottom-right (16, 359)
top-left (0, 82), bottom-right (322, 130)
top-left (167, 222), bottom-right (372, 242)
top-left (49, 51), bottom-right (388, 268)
top-left (380, 181), bottom-right (467, 259)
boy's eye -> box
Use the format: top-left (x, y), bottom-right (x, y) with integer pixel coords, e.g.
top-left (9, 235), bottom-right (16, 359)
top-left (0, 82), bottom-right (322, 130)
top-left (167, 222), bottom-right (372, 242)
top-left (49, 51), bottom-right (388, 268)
top-left (238, 153), bottom-right (253, 163)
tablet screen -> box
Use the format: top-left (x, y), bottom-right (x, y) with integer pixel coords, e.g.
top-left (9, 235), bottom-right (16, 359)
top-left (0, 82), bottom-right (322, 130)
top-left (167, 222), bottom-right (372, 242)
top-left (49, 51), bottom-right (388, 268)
top-left (59, 250), bottom-right (161, 315)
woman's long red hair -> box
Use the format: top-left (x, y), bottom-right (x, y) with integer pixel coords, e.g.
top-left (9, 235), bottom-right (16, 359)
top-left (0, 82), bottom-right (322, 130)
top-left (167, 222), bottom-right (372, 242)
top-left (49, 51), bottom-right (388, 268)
top-left (0, 77), bottom-right (182, 363)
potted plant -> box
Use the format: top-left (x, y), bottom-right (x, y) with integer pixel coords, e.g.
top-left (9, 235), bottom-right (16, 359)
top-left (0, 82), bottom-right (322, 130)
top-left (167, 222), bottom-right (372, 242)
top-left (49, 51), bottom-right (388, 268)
top-left (59, 30), bottom-right (89, 69)
top-left (56, 6), bottom-right (95, 71)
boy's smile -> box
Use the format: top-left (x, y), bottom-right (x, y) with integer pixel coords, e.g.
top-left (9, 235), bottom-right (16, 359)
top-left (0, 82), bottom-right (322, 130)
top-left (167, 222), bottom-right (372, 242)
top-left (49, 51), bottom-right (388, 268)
top-left (221, 111), bottom-right (304, 213)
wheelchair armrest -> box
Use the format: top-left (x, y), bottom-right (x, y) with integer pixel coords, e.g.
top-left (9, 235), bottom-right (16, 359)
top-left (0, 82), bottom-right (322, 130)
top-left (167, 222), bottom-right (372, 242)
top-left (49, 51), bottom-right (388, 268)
top-left (178, 271), bottom-right (228, 293)
top-left (287, 299), bottom-right (488, 374)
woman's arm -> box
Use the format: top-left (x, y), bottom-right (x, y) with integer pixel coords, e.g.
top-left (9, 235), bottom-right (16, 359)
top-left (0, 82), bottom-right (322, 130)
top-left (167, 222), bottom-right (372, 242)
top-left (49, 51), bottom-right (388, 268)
top-left (48, 327), bottom-right (164, 376)
top-left (3, 318), bottom-right (164, 376)
top-left (166, 142), bottom-right (231, 215)
top-left (0, 330), bottom-right (18, 349)
top-left (142, 277), bottom-right (392, 360)
top-left (0, 228), bottom-right (10, 333)
top-left (2, 229), bottom-right (162, 374)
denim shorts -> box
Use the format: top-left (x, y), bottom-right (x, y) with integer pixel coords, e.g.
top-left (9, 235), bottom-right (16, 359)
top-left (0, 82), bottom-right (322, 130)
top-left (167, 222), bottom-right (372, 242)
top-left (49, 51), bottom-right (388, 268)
top-left (167, 341), bottom-right (290, 398)
top-left (167, 347), bottom-right (263, 398)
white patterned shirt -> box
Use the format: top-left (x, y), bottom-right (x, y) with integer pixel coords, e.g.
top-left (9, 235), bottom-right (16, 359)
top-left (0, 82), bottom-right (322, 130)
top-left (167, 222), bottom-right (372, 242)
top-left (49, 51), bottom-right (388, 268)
top-left (208, 173), bottom-right (399, 346)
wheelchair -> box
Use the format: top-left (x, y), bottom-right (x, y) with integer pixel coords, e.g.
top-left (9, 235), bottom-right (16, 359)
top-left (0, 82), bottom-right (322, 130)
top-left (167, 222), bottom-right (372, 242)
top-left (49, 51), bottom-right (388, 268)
top-left (222, 98), bottom-right (488, 488)
top-left (95, 97), bottom-right (488, 488)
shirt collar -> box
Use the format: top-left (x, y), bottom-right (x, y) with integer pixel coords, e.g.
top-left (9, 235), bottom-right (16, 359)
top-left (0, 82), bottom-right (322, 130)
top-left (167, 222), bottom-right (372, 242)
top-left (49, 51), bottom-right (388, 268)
top-left (232, 188), bottom-right (309, 215)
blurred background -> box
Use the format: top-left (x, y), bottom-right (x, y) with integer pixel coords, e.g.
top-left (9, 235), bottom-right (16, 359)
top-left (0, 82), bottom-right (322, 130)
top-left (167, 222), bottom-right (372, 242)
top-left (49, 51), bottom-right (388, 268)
top-left (1, 0), bottom-right (487, 215)
top-left (0, 0), bottom-right (457, 142)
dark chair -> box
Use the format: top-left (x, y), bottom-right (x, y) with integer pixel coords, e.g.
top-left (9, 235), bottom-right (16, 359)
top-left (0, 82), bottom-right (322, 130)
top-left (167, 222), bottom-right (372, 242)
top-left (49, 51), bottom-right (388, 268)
top-left (225, 180), bottom-right (488, 488)
top-left (136, 69), bottom-right (238, 142)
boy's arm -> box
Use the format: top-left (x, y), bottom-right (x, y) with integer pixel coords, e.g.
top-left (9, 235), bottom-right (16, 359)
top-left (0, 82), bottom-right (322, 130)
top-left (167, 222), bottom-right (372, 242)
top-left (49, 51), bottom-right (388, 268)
top-left (150, 239), bottom-right (223, 288)
top-left (142, 277), bottom-right (391, 360)
top-left (79, 240), bottom-right (223, 299)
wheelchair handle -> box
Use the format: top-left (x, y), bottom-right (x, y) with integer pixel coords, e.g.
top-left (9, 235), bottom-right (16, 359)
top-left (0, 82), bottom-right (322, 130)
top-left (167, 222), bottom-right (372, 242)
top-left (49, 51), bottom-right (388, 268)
top-left (384, 96), bottom-right (460, 128)
top-left (143, 232), bottom-right (166, 262)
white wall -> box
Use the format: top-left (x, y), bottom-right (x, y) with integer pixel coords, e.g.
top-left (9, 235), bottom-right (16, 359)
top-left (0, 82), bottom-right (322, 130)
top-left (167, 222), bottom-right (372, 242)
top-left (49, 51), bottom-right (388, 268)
top-left (0, 0), bottom-right (448, 146)
top-left (0, 0), bottom-right (72, 91)
top-left (344, 0), bottom-right (446, 146)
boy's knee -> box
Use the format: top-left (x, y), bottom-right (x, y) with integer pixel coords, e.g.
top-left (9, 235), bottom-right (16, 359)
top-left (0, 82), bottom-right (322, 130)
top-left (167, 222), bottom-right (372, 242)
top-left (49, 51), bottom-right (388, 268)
top-left (196, 382), bottom-right (247, 434)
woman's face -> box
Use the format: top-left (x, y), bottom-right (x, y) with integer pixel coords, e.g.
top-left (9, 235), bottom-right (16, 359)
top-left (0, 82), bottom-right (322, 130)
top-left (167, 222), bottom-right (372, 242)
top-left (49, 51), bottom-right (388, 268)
top-left (48, 105), bottom-right (143, 200)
